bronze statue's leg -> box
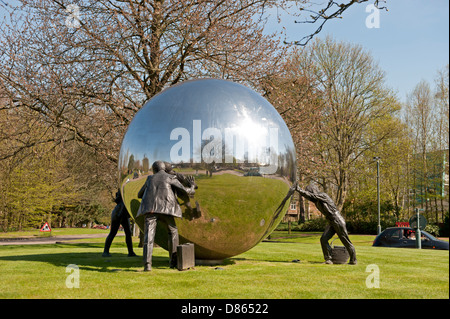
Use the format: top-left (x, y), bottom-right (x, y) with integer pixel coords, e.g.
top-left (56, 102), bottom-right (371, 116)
top-left (143, 214), bottom-right (157, 271)
top-left (334, 222), bottom-right (357, 264)
top-left (162, 215), bottom-right (179, 268)
top-left (103, 214), bottom-right (121, 257)
top-left (120, 214), bottom-right (136, 256)
top-left (320, 224), bottom-right (335, 263)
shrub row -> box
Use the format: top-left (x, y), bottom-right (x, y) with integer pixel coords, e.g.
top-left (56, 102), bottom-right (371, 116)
top-left (277, 213), bottom-right (449, 237)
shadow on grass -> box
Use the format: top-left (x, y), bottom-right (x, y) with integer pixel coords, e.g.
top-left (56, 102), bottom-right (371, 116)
top-left (0, 243), bottom-right (170, 272)
top-left (230, 256), bottom-right (324, 265)
top-left (0, 242), bottom-right (325, 271)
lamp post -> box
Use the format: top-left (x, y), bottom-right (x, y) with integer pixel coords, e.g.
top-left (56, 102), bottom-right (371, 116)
top-left (410, 208), bottom-right (426, 249)
top-left (374, 157), bottom-right (381, 235)
top-left (415, 208), bottom-right (421, 249)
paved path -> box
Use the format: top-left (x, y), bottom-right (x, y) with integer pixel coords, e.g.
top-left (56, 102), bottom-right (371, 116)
top-left (0, 233), bottom-right (123, 245)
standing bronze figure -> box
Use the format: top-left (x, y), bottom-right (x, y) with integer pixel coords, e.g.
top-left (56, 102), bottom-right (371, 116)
top-left (293, 183), bottom-right (357, 265)
top-left (102, 190), bottom-right (137, 257)
top-left (136, 161), bottom-right (196, 271)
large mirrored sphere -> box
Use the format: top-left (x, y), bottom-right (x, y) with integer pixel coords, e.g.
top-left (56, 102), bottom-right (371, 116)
top-left (119, 79), bottom-right (296, 260)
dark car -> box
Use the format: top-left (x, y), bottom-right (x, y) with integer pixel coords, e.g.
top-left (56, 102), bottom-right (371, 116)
top-left (373, 227), bottom-right (449, 250)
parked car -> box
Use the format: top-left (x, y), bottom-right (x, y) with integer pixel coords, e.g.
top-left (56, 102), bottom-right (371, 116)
top-left (373, 227), bottom-right (449, 250)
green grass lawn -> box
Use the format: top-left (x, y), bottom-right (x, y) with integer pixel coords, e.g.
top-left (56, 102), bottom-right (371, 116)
top-left (0, 231), bottom-right (448, 299)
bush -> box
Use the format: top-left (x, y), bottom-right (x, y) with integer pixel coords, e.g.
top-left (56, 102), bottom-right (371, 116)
top-left (275, 222), bottom-right (299, 231)
top-left (424, 224), bottom-right (440, 237)
top-left (345, 220), bottom-right (378, 234)
top-left (297, 218), bottom-right (327, 232)
top-left (343, 215), bottom-right (397, 235)
top-left (439, 214), bottom-right (449, 237)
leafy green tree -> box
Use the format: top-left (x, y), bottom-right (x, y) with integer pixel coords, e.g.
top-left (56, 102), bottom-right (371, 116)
top-left (291, 37), bottom-right (401, 211)
top-left (354, 116), bottom-right (412, 221)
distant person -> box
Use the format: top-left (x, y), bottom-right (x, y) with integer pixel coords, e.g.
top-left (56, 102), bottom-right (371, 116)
top-left (102, 190), bottom-right (137, 257)
top-left (293, 183), bottom-right (357, 265)
top-left (136, 161), bottom-right (196, 271)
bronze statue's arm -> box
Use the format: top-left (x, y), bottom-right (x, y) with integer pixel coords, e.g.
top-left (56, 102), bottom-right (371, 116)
top-left (290, 182), bottom-right (318, 203)
top-left (137, 179), bottom-right (147, 199)
top-left (185, 175), bottom-right (196, 196)
top-left (170, 175), bottom-right (196, 197)
top-left (296, 186), bottom-right (331, 204)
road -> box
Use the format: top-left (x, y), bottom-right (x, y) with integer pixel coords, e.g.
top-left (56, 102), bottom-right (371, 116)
top-left (0, 233), bottom-right (123, 245)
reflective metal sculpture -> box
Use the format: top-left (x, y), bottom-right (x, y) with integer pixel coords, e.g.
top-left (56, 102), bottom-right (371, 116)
top-left (118, 79), bottom-right (296, 261)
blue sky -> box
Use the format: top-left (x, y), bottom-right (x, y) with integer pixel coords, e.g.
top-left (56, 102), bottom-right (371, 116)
top-left (264, 0), bottom-right (449, 103)
top-left (1, 1), bottom-right (448, 103)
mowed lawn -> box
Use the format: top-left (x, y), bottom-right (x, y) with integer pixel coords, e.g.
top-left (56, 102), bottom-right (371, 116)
top-left (0, 232), bottom-right (448, 299)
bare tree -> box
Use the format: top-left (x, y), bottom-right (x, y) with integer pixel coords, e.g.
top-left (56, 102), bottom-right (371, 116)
top-left (432, 65), bottom-right (449, 219)
top-left (282, 0), bottom-right (388, 46)
top-left (294, 37), bottom-right (400, 211)
top-left (406, 80), bottom-right (434, 215)
top-left (0, 0), bottom-right (388, 164)
top-left (0, 0), bottom-right (285, 165)
top-left (261, 49), bottom-right (325, 220)
top-left (261, 48), bottom-right (324, 177)
top-left (434, 65), bottom-right (449, 152)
